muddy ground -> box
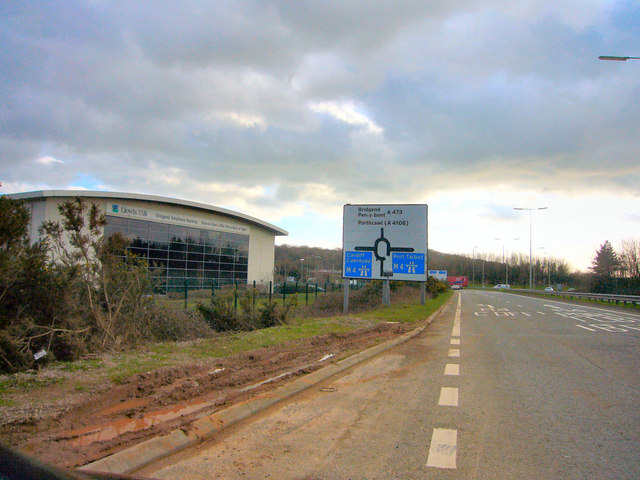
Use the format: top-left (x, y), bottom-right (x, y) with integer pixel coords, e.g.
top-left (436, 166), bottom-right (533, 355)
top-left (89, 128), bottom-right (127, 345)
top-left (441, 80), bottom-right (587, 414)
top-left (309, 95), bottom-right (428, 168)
top-left (0, 322), bottom-right (411, 469)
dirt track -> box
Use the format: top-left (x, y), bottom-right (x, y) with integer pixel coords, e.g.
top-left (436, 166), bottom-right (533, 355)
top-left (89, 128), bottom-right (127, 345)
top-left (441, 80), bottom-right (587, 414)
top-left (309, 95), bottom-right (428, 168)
top-left (0, 323), bottom-right (410, 469)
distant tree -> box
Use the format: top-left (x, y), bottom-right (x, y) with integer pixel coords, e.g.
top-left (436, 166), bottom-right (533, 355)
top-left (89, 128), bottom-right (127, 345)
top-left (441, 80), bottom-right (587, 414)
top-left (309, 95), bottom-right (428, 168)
top-left (619, 238), bottom-right (640, 279)
top-left (590, 241), bottom-right (621, 277)
top-left (555, 261), bottom-right (571, 285)
top-left (589, 241), bottom-right (621, 293)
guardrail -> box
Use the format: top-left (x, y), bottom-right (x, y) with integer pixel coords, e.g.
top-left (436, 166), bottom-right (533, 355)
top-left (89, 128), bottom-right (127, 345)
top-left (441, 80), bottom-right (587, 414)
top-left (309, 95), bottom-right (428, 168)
top-left (506, 288), bottom-right (640, 306)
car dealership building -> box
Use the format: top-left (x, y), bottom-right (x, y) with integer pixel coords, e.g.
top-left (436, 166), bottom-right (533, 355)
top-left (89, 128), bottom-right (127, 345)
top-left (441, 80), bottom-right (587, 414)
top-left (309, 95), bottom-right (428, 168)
top-left (11, 190), bottom-right (288, 291)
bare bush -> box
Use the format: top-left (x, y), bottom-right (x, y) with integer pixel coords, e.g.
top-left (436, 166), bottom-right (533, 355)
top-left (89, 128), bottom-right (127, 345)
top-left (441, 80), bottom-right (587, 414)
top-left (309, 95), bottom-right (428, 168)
top-left (137, 303), bottom-right (212, 342)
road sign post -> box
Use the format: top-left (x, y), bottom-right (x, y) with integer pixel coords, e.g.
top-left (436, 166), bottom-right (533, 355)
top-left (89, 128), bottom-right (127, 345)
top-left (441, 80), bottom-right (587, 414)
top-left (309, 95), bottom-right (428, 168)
top-left (343, 278), bottom-right (349, 313)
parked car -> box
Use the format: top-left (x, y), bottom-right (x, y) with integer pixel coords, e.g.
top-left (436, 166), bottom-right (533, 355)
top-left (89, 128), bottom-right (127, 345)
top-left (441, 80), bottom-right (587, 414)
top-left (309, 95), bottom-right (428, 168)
top-left (544, 286), bottom-right (554, 291)
top-left (493, 284), bottom-right (511, 289)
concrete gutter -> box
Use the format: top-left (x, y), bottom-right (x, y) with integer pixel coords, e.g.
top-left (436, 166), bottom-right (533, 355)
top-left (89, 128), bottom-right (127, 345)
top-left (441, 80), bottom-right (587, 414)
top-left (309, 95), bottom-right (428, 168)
top-left (80, 298), bottom-right (451, 475)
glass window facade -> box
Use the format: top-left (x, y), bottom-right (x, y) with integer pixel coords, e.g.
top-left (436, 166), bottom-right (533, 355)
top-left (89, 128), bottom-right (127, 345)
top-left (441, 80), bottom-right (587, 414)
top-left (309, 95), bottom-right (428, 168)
top-left (104, 215), bottom-right (249, 291)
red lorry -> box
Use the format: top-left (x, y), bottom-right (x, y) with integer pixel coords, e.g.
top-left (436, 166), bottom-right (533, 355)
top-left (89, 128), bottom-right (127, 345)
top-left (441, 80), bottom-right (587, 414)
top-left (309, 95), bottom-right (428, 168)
top-left (447, 276), bottom-right (469, 287)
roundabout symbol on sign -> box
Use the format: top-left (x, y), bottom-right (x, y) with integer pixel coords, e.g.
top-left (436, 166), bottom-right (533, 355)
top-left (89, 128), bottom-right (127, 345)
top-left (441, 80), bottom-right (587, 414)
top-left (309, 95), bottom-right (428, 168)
top-left (354, 227), bottom-right (414, 277)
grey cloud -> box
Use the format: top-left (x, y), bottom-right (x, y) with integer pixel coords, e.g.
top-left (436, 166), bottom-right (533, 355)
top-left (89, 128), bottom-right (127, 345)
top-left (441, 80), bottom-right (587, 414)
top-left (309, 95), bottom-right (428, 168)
top-left (2, 0), bottom-right (640, 210)
top-left (276, 185), bottom-right (303, 202)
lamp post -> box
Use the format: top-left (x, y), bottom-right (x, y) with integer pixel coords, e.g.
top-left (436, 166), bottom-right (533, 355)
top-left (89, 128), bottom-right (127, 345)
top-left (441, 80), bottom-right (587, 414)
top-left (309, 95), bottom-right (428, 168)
top-left (300, 258), bottom-right (304, 281)
top-left (514, 207), bottom-right (548, 289)
top-left (472, 245), bottom-right (478, 286)
top-left (598, 56), bottom-right (640, 61)
top-left (314, 255), bottom-right (322, 283)
top-left (495, 237), bottom-right (519, 285)
top-left (540, 247), bottom-right (551, 286)
top-left (494, 238), bottom-right (506, 283)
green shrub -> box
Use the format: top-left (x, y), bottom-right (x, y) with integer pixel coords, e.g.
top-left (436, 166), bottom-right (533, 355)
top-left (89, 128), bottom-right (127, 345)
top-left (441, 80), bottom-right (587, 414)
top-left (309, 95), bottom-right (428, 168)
top-left (258, 301), bottom-right (279, 328)
top-left (426, 277), bottom-right (447, 295)
top-left (197, 289), bottom-right (242, 332)
top-left (197, 289), bottom-right (298, 332)
top-left (0, 197), bottom-right (82, 372)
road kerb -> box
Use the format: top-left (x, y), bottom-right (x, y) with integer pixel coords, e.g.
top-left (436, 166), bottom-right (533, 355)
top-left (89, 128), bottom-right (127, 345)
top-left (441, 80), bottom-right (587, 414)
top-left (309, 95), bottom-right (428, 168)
top-left (80, 297), bottom-right (453, 475)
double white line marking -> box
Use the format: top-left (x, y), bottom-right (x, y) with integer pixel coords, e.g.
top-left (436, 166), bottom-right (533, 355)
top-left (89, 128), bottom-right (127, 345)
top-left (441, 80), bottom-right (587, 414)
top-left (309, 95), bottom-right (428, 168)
top-left (427, 293), bottom-right (462, 470)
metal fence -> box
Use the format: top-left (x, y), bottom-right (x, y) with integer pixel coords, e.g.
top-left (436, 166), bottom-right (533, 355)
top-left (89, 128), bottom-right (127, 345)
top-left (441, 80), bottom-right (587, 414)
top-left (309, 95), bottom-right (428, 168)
top-left (162, 278), bottom-right (367, 310)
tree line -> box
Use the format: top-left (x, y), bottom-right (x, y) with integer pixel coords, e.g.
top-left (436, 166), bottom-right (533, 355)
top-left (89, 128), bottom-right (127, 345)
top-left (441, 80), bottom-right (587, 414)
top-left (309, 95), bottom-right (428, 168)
top-left (277, 240), bottom-right (640, 294)
top-left (275, 246), bottom-right (572, 287)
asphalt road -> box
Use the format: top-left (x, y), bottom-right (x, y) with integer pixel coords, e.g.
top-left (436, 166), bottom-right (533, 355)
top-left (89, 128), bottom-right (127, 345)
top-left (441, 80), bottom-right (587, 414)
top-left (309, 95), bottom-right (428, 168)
top-left (141, 291), bottom-right (640, 479)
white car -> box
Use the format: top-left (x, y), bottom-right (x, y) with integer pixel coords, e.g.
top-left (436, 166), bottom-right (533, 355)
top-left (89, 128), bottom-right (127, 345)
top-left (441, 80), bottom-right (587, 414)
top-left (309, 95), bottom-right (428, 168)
top-left (544, 286), bottom-right (554, 291)
top-left (493, 284), bottom-right (511, 289)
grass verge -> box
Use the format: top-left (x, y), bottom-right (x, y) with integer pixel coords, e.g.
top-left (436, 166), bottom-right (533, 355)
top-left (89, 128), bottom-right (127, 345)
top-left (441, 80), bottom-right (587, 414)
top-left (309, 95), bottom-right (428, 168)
top-left (361, 290), bottom-right (452, 323)
top-left (3, 291), bottom-right (452, 395)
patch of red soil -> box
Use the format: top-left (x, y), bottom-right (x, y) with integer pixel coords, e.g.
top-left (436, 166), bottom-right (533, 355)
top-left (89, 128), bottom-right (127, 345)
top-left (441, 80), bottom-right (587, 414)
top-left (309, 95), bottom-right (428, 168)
top-left (0, 323), bottom-right (409, 469)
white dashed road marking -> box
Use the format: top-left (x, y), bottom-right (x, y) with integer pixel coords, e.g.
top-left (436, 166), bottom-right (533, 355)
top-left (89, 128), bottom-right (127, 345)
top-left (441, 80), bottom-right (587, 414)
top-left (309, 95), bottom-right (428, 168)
top-left (452, 293), bottom-right (461, 337)
top-left (429, 292), bottom-right (461, 471)
top-left (438, 387), bottom-right (459, 406)
top-left (575, 324), bottom-right (597, 332)
top-left (444, 364), bottom-right (460, 376)
top-left (426, 429), bottom-right (458, 469)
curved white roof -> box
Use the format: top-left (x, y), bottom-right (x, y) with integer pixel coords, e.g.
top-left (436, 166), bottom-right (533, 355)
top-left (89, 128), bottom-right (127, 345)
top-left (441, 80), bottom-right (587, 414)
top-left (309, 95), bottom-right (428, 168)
top-left (10, 190), bottom-right (288, 236)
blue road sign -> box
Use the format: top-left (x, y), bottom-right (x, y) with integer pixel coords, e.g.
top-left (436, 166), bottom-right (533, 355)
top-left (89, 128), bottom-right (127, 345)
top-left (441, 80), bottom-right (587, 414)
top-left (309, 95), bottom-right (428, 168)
top-left (344, 251), bottom-right (373, 278)
top-left (392, 252), bottom-right (425, 275)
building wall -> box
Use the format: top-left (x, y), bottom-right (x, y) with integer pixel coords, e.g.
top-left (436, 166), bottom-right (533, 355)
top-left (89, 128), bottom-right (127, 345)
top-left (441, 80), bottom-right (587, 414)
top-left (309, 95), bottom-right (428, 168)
top-left (248, 226), bottom-right (276, 284)
top-left (27, 199), bottom-right (47, 242)
top-left (23, 194), bottom-right (278, 285)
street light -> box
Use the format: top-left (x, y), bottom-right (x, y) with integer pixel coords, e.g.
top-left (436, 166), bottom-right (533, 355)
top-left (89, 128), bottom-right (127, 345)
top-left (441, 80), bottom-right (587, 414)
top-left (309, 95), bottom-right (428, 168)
top-left (598, 56), bottom-right (640, 61)
top-left (540, 248), bottom-right (551, 286)
top-left (495, 237), bottom-right (519, 285)
top-left (494, 238), bottom-right (505, 284)
top-left (314, 255), bottom-right (322, 283)
top-left (472, 245), bottom-right (478, 286)
top-left (299, 258), bottom-right (304, 281)
top-left (514, 207), bottom-right (548, 289)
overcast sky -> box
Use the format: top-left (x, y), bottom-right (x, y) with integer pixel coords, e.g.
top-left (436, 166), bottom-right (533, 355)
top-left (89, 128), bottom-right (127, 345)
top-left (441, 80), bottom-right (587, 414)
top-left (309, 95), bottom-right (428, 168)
top-left (2, 1), bottom-right (639, 271)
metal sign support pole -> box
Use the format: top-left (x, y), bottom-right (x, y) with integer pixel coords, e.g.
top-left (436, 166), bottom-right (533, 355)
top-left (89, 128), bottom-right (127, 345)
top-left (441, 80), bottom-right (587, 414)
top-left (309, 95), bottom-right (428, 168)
top-left (343, 279), bottom-right (350, 313)
top-left (382, 278), bottom-right (391, 305)
top-left (420, 281), bottom-right (426, 305)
